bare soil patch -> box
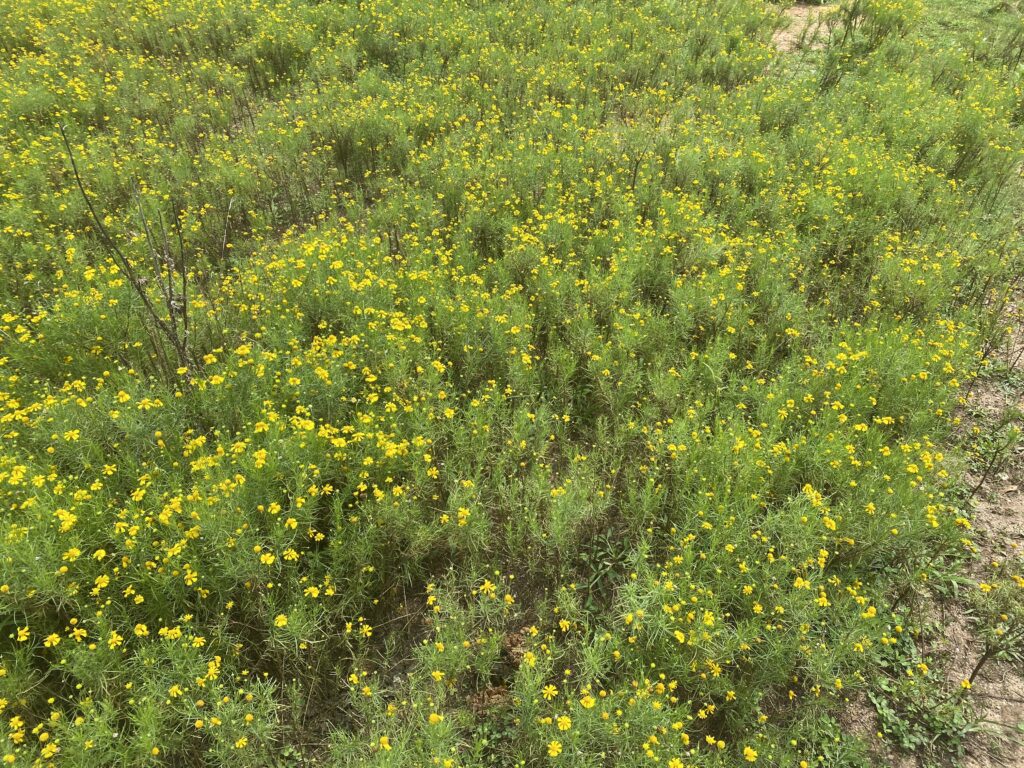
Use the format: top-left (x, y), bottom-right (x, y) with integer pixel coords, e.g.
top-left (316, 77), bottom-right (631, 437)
top-left (772, 3), bottom-right (839, 52)
top-left (944, 320), bottom-right (1024, 767)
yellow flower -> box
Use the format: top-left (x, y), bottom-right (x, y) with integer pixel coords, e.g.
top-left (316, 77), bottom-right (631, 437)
top-left (379, 735), bottom-right (392, 751)
top-left (542, 685), bottom-right (558, 700)
top-left (547, 740), bottom-right (562, 757)
top-left (744, 746), bottom-right (758, 762)
top-left (274, 614), bottom-right (288, 628)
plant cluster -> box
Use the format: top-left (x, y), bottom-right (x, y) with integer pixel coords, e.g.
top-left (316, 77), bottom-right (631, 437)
top-left (0, 0), bottom-right (1022, 766)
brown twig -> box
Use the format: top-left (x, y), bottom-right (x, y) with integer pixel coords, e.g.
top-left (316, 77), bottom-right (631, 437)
top-left (59, 124), bottom-right (193, 380)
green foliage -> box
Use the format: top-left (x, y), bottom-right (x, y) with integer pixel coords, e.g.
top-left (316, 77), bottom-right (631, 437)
top-left (869, 630), bottom-right (977, 764)
top-left (0, 0), bottom-right (1022, 766)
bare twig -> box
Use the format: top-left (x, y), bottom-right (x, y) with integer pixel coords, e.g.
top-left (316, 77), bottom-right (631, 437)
top-left (59, 124), bottom-right (194, 380)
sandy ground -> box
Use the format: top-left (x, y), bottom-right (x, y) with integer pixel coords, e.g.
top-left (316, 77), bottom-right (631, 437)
top-left (772, 3), bottom-right (839, 51)
top-left (956, 327), bottom-right (1024, 768)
